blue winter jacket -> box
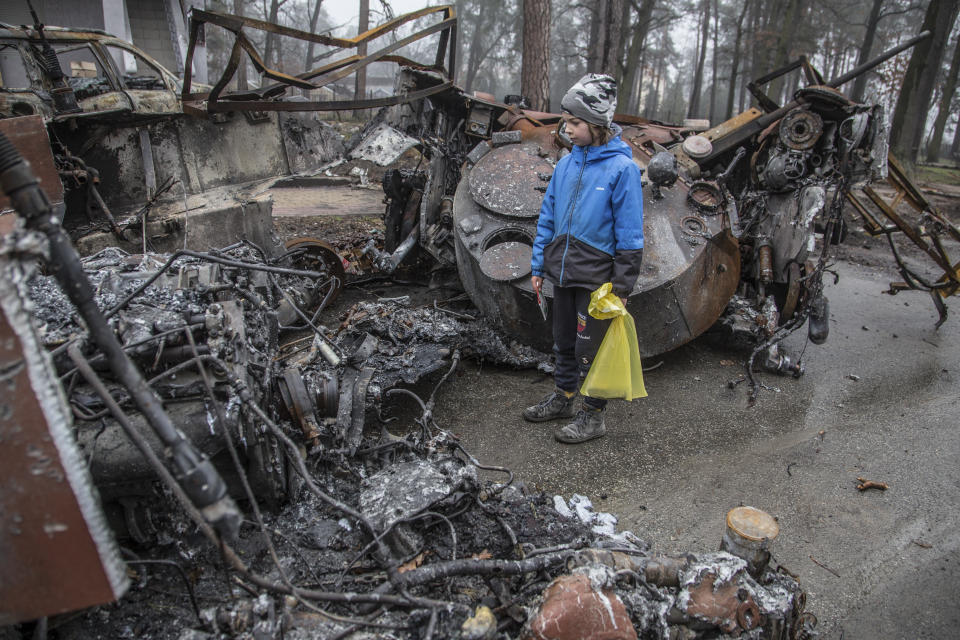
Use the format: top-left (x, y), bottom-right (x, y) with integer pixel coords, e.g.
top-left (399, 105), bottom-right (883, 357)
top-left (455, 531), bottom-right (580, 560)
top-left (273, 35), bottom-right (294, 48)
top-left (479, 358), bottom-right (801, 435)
top-left (530, 129), bottom-right (644, 298)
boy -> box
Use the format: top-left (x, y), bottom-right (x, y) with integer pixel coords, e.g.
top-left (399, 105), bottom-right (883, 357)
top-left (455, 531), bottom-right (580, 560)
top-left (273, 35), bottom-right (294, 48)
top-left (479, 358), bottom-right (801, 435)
top-left (524, 73), bottom-right (644, 444)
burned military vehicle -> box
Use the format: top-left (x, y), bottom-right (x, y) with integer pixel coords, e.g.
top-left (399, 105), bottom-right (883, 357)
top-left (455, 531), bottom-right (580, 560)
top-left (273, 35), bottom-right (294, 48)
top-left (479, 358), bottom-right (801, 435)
top-left (0, 7), bottom-right (346, 255)
top-left (357, 39), bottom-right (933, 383)
top-left (171, 9), bottom-right (923, 381)
top-left (199, 20), bottom-right (943, 393)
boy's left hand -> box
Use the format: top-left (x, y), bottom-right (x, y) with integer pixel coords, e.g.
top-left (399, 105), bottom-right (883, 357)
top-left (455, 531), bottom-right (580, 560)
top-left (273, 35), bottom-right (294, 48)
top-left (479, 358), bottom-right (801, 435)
top-left (620, 297), bottom-right (627, 306)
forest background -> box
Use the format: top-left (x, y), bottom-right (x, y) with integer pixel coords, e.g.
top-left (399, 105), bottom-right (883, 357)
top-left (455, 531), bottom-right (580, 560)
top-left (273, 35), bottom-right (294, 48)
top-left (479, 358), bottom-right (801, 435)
top-left (205, 0), bottom-right (960, 165)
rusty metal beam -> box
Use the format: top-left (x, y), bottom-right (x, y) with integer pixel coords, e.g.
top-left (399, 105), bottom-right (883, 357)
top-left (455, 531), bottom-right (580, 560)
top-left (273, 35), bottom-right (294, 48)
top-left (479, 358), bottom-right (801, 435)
top-left (860, 185), bottom-right (953, 273)
top-left (286, 18), bottom-right (456, 94)
top-left (845, 190), bottom-right (887, 235)
top-left (183, 5), bottom-right (456, 114)
top-left (188, 81), bottom-right (455, 114)
top-left (0, 201), bottom-right (128, 621)
top-left (846, 150), bottom-right (960, 317)
top-left (190, 6), bottom-right (452, 49)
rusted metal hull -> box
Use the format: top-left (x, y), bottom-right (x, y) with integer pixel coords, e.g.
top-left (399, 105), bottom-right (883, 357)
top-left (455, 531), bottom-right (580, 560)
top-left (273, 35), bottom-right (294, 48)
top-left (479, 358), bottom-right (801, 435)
top-left (452, 124), bottom-right (740, 357)
top-left (0, 260), bottom-right (128, 624)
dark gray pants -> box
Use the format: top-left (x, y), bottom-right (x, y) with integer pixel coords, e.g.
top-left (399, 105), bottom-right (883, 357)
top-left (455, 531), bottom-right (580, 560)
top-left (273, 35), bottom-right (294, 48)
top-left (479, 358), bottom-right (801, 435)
top-left (551, 285), bottom-right (611, 409)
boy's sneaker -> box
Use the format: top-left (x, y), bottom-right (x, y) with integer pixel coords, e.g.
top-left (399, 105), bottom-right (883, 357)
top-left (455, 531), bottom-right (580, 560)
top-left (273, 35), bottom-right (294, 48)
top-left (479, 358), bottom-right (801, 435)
top-left (523, 388), bottom-right (578, 422)
top-left (554, 404), bottom-right (606, 444)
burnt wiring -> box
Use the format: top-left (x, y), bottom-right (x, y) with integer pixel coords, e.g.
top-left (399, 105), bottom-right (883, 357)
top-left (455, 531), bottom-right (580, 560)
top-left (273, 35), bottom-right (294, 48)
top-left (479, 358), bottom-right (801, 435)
top-left (18, 229), bottom-right (810, 639)
top-left (103, 248), bottom-right (332, 319)
top-left (744, 179), bottom-right (846, 403)
top-left (45, 249), bottom-right (814, 639)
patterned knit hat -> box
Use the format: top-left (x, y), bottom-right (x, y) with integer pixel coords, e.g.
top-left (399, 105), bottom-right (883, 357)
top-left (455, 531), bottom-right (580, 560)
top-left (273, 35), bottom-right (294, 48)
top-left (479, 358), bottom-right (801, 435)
top-left (560, 73), bottom-right (617, 128)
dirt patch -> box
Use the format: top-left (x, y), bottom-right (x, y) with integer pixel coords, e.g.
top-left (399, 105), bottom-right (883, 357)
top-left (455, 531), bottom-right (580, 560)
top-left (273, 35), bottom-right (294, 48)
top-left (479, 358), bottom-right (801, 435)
top-left (270, 186), bottom-right (385, 218)
top-left (273, 214), bottom-right (383, 249)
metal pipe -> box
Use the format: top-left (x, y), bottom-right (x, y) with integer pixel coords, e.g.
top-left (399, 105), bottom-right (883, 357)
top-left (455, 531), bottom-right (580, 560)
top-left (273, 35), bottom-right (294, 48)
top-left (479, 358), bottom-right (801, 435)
top-left (702, 32), bottom-right (930, 164)
top-left (757, 244), bottom-right (773, 283)
top-left (0, 131), bottom-right (240, 541)
top-left (383, 225), bottom-right (420, 273)
top-left (827, 31), bottom-right (930, 89)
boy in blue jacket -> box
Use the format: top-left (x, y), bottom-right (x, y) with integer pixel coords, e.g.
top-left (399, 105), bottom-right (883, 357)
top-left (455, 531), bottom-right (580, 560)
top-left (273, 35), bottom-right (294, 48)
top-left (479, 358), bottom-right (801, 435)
top-left (524, 74), bottom-right (644, 444)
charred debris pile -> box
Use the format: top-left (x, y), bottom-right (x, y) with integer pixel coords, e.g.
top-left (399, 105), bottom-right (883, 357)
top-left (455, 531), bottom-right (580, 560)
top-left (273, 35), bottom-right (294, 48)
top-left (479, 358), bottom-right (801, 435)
top-left (0, 97), bottom-right (819, 634)
top-left (8, 234), bottom-right (819, 639)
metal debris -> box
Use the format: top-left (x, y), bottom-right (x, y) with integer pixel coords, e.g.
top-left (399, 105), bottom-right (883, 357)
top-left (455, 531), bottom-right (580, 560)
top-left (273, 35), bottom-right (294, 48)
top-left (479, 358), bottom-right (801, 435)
top-left (0, 120), bottom-right (822, 639)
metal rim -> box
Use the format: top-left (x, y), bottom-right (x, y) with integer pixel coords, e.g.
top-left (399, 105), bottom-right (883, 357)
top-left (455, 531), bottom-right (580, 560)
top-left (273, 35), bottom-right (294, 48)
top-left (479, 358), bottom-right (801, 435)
top-left (284, 237), bottom-right (346, 304)
top-left (686, 181), bottom-right (723, 214)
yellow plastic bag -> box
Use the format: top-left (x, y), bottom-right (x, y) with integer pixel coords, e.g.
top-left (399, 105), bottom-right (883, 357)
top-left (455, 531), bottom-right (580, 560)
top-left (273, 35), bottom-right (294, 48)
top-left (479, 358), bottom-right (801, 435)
top-left (579, 283), bottom-right (647, 401)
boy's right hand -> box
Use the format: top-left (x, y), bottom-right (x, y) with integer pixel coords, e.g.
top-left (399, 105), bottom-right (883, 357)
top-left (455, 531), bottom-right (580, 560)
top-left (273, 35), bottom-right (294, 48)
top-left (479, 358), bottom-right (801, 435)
top-left (531, 276), bottom-right (543, 297)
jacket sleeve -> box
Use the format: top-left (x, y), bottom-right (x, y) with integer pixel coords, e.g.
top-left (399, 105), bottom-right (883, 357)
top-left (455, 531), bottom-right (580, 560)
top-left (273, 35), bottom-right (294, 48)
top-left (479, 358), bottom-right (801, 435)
top-left (530, 171), bottom-right (558, 278)
top-left (610, 162), bottom-right (645, 298)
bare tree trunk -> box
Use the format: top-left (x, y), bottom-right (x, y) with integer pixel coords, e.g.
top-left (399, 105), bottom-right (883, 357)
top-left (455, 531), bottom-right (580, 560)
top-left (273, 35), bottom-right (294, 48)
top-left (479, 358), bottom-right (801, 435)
top-left (264, 0), bottom-right (282, 69)
top-left (620, 0), bottom-right (655, 114)
top-left (725, 0), bottom-right (750, 120)
top-left (927, 35), bottom-right (960, 162)
top-left (462, 7), bottom-right (492, 92)
top-left (614, 0), bottom-right (630, 85)
top-left (687, 0), bottom-right (710, 118)
top-left (585, 0), bottom-right (623, 75)
top-left (603, 0), bottom-right (624, 74)
top-left (890, 0), bottom-right (960, 164)
top-left (522, 0), bottom-right (551, 110)
top-left (828, 30), bottom-right (841, 80)
top-left (749, 0), bottom-right (778, 95)
top-left (234, 0), bottom-right (248, 90)
top-left (707, 0), bottom-right (719, 123)
top-left (740, 0), bottom-right (758, 112)
top-left (767, 0), bottom-right (805, 104)
top-left (634, 48), bottom-right (645, 113)
top-left (354, 0), bottom-right (370, 114)
top-left (586, 3), bottom-right (601, 71)
top-left (850, 0), bottom-right (884, 103)
top-left (306, 0), bottom-right (324, 70)
top-left (647, 39), bottom-right (665, 118)
top-left (951, 114), bottom-right (960, 159)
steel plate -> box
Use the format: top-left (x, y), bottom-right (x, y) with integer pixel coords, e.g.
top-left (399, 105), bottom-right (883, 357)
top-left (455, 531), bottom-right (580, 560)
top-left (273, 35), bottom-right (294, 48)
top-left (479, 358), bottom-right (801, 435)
top-left (479, 241), bottom-right (532, 281)
top-left (468, 145), bottom-right (554, 218)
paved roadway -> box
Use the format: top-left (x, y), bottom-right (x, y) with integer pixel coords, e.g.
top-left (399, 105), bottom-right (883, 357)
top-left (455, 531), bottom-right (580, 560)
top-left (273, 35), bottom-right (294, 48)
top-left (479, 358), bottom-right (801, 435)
top-left (432, 260), bottom-right (960, 639)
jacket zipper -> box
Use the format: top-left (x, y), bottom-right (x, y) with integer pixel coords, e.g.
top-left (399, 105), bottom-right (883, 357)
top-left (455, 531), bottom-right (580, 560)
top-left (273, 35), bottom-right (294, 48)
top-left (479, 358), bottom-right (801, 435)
top-left (558, 146), bottom-right (588, 286)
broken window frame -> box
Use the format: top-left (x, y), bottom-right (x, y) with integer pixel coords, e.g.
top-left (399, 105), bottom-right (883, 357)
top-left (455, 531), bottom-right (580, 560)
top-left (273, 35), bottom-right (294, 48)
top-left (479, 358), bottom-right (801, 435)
top-left (181, 5), bottom-right (458, 114)
top-left (100, 42), bottom-right (178, 95)
top-left (0, 42), bottom-right (34, 89)
top-left (47, 42), bottom-right (116, 99)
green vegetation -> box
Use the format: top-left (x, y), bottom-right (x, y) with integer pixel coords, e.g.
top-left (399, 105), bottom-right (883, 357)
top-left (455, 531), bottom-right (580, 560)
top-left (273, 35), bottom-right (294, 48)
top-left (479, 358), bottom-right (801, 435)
top-left (914, 164), bottom-right (960, 187)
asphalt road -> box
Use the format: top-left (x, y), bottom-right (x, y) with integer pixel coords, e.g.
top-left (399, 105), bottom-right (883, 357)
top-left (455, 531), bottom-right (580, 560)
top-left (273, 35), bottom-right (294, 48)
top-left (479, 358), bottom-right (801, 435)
top-left (431, 260), bottom-right (960, 639)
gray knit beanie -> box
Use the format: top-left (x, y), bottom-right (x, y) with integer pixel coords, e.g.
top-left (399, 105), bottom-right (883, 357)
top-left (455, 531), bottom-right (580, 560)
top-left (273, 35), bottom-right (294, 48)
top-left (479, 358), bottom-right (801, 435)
top-left (560, 73), bottom-right (617, 128)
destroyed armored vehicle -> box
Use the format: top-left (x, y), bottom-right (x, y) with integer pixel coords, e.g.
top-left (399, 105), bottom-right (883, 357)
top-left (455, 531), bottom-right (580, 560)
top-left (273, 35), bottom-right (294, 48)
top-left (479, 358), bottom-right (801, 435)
top-left (163, 5), bottom-right (933, 378)
top-left (356, 40), bottom-right (925, 378)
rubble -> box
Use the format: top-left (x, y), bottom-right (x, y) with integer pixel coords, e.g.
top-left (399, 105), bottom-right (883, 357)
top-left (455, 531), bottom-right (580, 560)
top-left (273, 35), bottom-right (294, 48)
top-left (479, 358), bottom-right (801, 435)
top-left (528, 570), bottom-right (637, 640)
top-left (5, 6), bottom-right (949, 638)
top-left (1, 82), bottom-right (841, 636)
top-left (3, 202), bottom-right (820, 640)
